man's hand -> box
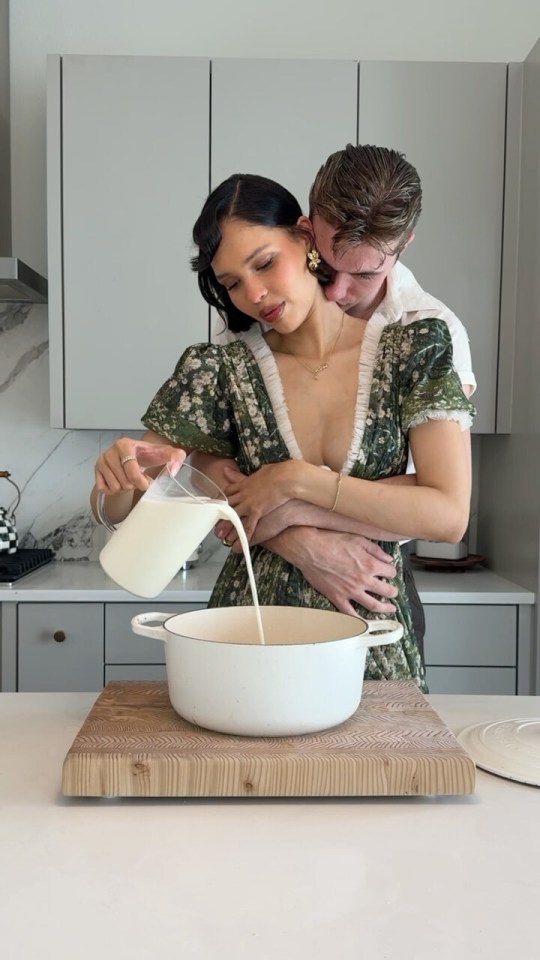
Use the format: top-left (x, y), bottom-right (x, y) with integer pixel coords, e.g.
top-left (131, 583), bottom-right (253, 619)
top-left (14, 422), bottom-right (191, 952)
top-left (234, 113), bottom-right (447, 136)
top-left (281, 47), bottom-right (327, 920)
top-left (265, 527), bottom-right (398, 617)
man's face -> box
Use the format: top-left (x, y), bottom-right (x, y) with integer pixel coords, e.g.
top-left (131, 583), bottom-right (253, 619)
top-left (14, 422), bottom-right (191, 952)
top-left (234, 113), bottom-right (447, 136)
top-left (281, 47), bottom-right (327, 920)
top-left (311, 213), bottom-right (405, 318)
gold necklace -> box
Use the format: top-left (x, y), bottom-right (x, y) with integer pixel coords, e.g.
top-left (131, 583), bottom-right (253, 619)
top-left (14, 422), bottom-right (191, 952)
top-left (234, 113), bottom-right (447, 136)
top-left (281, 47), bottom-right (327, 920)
top-left (285, 312), bottom-right (345, 380)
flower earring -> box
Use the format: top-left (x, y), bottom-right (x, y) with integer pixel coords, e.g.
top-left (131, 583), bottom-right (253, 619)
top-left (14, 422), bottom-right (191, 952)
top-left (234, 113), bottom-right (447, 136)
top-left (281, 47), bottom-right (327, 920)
top-left (307, 248), bottom-right (321, 272)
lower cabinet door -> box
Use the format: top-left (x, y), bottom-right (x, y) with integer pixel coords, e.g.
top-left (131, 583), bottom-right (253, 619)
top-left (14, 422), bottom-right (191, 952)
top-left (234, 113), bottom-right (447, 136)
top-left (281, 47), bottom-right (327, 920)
top-left (425, 666), bottom-right (516, 695)
top-left (18, 603), bottom-right (104, 692)
top-left (105, 664), bottom-right (167, 682)
top-left (423, 603), bottom-right (518, 694)
top-left (423, 605), bottom-right (517, 666)
top-left (105, 602), bottom-right (206, 664)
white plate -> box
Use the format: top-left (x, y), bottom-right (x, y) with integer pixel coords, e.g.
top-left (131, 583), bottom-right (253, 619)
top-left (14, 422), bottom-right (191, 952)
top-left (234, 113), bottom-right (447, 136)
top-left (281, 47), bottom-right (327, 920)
top-left (457, 718), bottom-right (540, 787)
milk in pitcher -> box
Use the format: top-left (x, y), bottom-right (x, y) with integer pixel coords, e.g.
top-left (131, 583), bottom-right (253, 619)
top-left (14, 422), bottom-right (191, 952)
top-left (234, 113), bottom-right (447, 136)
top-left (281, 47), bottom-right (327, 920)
top-left (99, 491), bottom-right (266, 643)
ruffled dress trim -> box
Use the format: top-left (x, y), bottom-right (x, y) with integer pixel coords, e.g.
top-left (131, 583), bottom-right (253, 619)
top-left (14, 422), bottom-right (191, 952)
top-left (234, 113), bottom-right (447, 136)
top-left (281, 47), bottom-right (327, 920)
top-left (241, 319), bottom-right (390, 473)
top-left (407, 409), bottom-right (474, 431)
top-left (239, 326), bottom-right (304, 461)
top-left (342, 312), bottom-right (388, 475)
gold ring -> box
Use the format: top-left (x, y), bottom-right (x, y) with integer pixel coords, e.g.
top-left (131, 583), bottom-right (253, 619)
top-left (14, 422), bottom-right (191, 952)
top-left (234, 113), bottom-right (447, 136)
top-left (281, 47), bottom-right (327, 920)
top-left (221, 537), bottom-right (233, 547)
top-left (120, 454), bottom-right (137, 465)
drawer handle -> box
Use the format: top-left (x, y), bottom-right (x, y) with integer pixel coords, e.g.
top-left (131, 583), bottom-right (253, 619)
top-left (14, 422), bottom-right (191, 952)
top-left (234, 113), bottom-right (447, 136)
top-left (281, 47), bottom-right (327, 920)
top-left (53, 630), bottom-right (66, 643)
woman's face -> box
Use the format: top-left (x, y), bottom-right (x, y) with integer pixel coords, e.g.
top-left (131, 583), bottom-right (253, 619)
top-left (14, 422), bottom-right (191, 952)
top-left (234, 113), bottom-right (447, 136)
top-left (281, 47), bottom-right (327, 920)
top-left (211, 218), bottom-right (317, 332)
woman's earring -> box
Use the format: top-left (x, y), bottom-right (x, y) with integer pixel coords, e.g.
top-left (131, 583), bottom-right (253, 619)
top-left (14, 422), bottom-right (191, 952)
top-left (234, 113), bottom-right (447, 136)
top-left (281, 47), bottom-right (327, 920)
top-left (307, 248), bottom-right (321, 272)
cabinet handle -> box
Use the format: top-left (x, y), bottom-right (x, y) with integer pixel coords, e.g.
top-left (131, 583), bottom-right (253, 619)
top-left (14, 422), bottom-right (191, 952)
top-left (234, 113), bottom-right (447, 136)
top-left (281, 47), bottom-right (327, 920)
top-left (53, 630), bottom-right (66, 643)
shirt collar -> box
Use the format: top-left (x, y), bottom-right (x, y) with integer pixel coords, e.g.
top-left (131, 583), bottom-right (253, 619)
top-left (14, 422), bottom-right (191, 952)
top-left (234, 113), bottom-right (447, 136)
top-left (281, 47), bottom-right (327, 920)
top-left (380, 261), bottom-right (444, 321)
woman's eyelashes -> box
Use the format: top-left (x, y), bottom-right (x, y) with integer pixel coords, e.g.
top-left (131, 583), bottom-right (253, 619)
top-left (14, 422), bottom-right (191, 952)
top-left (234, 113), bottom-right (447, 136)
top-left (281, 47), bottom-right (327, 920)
top-left (222, 257), bottom-right (275, 292)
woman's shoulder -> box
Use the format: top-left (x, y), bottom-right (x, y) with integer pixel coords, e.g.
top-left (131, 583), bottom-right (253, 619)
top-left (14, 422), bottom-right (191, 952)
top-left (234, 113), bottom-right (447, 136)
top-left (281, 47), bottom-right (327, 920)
top-left (387, 316), bottom-right (452, 347)
top-left (176, 339), bottom-right (251, 369)
top-left (376, 317), bottom-right (452, 371)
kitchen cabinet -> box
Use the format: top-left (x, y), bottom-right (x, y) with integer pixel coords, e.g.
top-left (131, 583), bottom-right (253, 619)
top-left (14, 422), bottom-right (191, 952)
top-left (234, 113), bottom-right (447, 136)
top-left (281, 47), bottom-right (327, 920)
top-left (357, 62), bottom-right (507, 434)
top-left (47, 55), bottom-right (210, 429)
top-left (424, 605), bottom-right (519, 695)
top-left (7, 601), bottom-right (206, 692)
top-left (211, 59), bottom-right (357, 211)
top-left (1, 569), bottom-right (535, 692)
top-left (103, 601), bottom-right (205, 682)
top-left (18, 603), bottom-right (104, 692)
top-left (48, 55), bottom-right (511, 433)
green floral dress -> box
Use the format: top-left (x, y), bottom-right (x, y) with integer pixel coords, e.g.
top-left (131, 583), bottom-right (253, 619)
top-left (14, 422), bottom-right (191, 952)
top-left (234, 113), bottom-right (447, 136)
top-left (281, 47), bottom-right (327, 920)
top-left (142, 316), bottom-right (475, 692)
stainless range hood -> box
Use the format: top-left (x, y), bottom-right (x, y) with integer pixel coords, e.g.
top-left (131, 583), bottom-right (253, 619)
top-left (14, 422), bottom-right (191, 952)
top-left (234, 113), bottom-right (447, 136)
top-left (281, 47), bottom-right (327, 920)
top-left (0, 257), bottom-right (48, 303)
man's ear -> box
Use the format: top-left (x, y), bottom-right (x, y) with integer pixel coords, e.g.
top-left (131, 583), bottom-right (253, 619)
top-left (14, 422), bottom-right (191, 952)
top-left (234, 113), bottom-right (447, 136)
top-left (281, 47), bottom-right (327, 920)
top-left (400, 231), bottom-right (415, 254)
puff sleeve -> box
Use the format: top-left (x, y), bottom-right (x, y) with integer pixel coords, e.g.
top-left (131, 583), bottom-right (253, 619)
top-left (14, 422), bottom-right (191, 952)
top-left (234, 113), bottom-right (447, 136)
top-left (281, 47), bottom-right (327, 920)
top-left (398, 319), bottom-right (476, 434)
top-left (141, 343), bottom-right (238, 457)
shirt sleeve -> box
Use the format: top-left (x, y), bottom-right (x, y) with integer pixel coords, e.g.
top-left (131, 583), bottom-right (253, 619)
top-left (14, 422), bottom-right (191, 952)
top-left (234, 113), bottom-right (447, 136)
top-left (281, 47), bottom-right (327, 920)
top-left (399, 319), bottom-right (476, 434)
top-left (141, 343), bottom-right (238, 457)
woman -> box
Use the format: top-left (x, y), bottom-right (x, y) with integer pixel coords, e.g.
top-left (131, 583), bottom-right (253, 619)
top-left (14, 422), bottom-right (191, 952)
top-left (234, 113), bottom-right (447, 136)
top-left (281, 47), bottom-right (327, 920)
top-left (92, 174), bottom-right (474, 691)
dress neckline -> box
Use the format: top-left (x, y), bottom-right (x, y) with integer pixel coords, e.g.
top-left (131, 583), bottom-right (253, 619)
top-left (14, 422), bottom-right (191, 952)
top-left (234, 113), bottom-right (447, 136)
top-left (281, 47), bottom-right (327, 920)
top-left (239, 316), bottom-right (389, 473)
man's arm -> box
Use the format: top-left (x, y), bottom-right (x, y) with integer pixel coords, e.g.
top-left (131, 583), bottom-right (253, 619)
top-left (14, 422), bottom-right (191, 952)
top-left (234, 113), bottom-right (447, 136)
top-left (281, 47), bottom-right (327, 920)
top-left (261, 526), bottom-right (399, 617)
top-left (191, 452), bottom-right (414, 543)
top-left (245, 478), bottom-right (417, 546)
top-left (191, 451), bottom-right (400, 615)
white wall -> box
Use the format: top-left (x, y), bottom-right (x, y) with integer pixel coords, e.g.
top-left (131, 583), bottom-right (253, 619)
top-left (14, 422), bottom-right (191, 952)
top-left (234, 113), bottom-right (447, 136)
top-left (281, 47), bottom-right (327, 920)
top-left (9, 0), bottom-right (540, 275)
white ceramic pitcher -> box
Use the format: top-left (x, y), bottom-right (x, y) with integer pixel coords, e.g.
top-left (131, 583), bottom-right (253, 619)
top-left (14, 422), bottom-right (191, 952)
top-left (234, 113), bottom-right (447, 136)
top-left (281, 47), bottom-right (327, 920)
top-left (98, 463), bottom-right (233, 598)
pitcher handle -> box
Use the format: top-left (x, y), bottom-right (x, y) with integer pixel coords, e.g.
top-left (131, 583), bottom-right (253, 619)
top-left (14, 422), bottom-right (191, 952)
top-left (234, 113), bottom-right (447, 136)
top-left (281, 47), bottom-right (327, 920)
top-left (362, 618), bottom-right (403, 647)
top-left (96, 491), bottom-right (117, 532)
top-left (130, 612), bottom-right (170, 643)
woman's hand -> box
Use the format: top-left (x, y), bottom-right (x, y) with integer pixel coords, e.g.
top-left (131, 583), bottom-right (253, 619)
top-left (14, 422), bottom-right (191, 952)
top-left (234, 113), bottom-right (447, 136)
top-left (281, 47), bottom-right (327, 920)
top-left (216, 502), bottom-right (295, 551)
top-left (223, 461), bottom-right (298, 541)
top-left (94, 436), bottom-right (186, 494)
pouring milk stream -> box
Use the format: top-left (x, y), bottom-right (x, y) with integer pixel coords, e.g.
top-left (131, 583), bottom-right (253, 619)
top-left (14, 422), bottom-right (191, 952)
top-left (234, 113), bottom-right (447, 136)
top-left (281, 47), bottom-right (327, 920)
top-left (98, 463), bottom-right (266, 644)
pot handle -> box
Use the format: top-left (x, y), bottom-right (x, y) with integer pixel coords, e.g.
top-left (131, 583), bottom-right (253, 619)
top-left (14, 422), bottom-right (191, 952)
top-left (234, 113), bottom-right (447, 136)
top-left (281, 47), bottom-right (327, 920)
top-left (362, 618), bottom-right (403, 647)
top-left (130, 612), bottom-right (170, 643)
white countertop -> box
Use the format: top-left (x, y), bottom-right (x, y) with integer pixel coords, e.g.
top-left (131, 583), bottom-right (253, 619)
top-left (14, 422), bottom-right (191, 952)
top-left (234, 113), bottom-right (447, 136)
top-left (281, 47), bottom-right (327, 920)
top-left (0, 692), bottom-right (539, 960)
top-left (0, 559), bottom-right (535, 604)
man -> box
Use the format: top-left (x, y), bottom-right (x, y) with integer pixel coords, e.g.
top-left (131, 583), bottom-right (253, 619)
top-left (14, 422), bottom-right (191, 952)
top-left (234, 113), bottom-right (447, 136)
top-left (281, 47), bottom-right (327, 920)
top-left (200, 144), bottom-right (476, 654)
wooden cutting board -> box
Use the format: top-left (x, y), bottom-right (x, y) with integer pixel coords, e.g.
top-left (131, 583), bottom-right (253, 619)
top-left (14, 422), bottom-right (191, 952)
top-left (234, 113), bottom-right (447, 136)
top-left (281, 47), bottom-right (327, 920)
top-left (62, 680), bottom-right (475, 798)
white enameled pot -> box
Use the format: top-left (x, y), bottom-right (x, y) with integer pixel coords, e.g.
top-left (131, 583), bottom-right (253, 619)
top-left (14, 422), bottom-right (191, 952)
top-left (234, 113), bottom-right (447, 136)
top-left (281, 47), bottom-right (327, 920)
top-left (131, 606), bottom-right (403, 736)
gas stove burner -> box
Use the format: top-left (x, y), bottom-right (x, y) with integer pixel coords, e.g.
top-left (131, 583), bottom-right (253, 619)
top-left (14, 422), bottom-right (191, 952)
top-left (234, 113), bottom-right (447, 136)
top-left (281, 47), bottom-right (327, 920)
top-left (0, 548), bottom-right (55, 584)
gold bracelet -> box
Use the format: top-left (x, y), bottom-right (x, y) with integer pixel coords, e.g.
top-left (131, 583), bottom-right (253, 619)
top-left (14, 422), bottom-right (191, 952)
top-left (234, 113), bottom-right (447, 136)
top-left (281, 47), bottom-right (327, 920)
top-left (330, 472), bottom-right (343, 512)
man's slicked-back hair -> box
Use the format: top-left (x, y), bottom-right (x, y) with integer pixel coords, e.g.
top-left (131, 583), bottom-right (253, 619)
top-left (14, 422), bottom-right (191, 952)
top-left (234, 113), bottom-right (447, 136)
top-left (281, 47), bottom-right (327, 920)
top-left (309, 144), bottom-right (422, 256)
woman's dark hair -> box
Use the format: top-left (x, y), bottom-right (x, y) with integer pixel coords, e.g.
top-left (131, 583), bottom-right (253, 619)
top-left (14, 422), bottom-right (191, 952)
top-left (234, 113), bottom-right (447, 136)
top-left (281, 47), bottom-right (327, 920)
top-left (191, 173), bottom-right (310, 332)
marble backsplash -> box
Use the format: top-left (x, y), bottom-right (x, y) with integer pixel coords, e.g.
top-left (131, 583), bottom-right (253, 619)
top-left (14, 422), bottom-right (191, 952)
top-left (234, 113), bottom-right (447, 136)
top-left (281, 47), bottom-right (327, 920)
top-left (0, 301), bottom-right (227, 566)
top-left (0, 302), bottom-right (119, 560)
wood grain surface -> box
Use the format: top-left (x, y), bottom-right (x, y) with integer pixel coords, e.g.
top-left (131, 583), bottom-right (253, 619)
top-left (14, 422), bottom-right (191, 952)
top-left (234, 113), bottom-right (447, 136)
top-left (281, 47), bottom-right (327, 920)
top-left (61, 680), bottom-right (476, 798)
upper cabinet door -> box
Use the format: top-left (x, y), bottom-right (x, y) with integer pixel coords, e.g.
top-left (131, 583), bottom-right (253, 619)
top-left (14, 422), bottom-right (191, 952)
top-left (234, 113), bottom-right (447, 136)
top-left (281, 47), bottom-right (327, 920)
top-left (49, 56), bottom-right (210, 429)
top-left (358, 62), bottom-right (507, 433)
top-left (211, 59), bottom-right (358, 213)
